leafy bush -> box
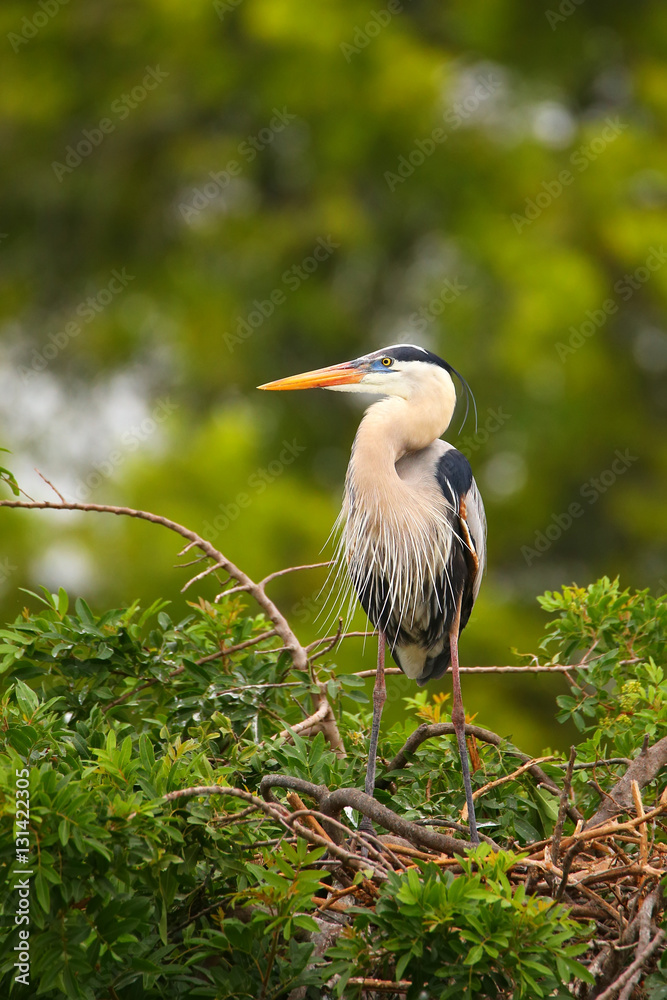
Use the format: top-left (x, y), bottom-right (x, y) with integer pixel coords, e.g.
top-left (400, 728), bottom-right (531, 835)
top-left (328, 848), bottom-right (591, 999)
top-left (0, 576), bottom-right (665, 998)
top-left (540, 577), bottom-right (667, 811)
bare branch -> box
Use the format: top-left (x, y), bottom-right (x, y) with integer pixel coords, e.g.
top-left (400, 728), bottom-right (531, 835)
top-left (103, 665), bottom-right (184, 711)
top-left (182, 560), bottom-right (226, 592)
top-left (0, 497), bottom-right (311, 675)
top-left (258, 561), bottom-right (332, 588)
top-left (462, 755), bottom-right (557, 822)
top-left (346, 979), bottom-right (411, 995)
top-left (308, 619), bottom-right (342, 663)
top-left (596, 929), bottom-right (665, 1000)
top-left (320, 786), bottom-right (480, 854)
top-left (278, 699), bottom-right (330, 740)
top-left (260, 775), bottom-right (329, 805)
top-left (552, 745), bottom-right (577, 867)
top-left (353, 664), bottom-right (599, 677)
top-left (34, 469), bottom-right (66, 503)
top-left (196, 629), bottom-right (278, 664)
top-left (585, 735), bottom-right (667, 828)
top-left (219, 680), bottom-right (303, 694)
top-left (311, 630), bottom-right (376, 651)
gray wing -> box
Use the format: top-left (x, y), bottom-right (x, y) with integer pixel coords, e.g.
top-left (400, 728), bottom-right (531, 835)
top-left (465, 476), bottom-right (486, 602)
top-left (431, 441), bottom-right (486, 608)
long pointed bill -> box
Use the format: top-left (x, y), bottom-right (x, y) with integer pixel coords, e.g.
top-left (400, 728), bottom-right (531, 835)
top-left (258, 361), bottom-right (362, 391)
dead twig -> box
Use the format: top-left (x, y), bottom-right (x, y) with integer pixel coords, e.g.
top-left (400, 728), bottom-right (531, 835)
top-left (346, 978), bottom-right (411, 994)
top-left (196, 629), bottom-right (278, 664)
top-left (595, 928), bottom-right (665, 1000)
top-left (182, 559), bottom-right (226, 592)
top-left (308, 619), bottom-right (343, 663)
top-left (286, 793), bottom-right (334, 843)
top-left (631, 780), bottom-right (649, 867)
top-left (552, 746), bottom-right (577, 867)
top-left (35, 468), bottom-right (66, 503)
top-left (462, 755), bottom-right (557, 822)
top-left (586, 735), bottom-right (667, 829)
top-left (103, 664), bottom-right (184, 711)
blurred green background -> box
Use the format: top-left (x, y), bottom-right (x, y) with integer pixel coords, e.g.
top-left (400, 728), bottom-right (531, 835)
top-left (1, 0), bottom-right (666, 753)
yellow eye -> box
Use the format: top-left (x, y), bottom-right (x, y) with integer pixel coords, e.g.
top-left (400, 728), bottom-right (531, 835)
top-left (381, 357), bottom-right (393, 367)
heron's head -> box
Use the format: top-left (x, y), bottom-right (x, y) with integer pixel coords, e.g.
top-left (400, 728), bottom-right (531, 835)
top-left (258, 344), bottom-right (468, 404)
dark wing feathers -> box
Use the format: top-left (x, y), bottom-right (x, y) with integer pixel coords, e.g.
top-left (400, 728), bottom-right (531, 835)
top-left (355, 446), bottom-right (486, 685)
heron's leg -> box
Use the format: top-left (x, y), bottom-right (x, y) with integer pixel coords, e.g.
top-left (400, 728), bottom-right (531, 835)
top-left (449, 594), bottom-right (479, 847)
top-left (360, 630), bottom-right (386, 833)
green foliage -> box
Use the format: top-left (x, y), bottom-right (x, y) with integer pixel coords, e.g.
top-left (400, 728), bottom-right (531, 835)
top-left (0, 579), bottom-right (664, 996)
top-left (538, 577), bottom-right (667, 809)
top-left (0, 592), bottom-right (335, 997)
top-left (328, 847), bottom-right (593, 999)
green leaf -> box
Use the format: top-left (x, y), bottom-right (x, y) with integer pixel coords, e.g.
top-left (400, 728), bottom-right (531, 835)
top-left (293, 915), bottom-right (320, 933)
top-left (396, 950), bottom-right (413, 981)
top-left (14, 679), bottom-right (39, 717)
top-left (34, 871), bottom-right (50, 912)
top-left (0, 463), bottom-right (19, 496)
top-left (75, 596), bottom-right (95, 624)
top-left (57, 587), bottom-right (69, 616)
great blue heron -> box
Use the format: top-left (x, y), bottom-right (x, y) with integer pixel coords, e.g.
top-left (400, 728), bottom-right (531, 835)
top-left (259, 344), bottom-right (486, 844)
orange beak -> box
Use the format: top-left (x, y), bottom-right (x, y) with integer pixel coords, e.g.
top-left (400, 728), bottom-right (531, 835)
top-left (257, 360), bottom-right (363, 391)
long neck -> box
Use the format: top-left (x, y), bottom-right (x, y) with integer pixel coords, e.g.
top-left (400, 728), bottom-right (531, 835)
top-left (348, 378), bottom-right (456, 496)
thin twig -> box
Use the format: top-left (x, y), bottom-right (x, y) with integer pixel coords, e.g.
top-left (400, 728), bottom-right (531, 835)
top-left (631, 780), bottom-right (648, 866)
top-left (462, 755), bottom-right (557, 822)
top-left (176, 553), bottom-right (208, 568)
top-left (182, 560), bottom-right (225, 592)
top-left (218, 681), bottom-right (304, 694)
top-left (196, 629), bottom-right (278, 664)
top-left (595, 928), bottom-right (665, 1000)
top-left (308, 619), bottom-right (343, 663)
top-left (278, 700), bottom-right (330, 740)
top-left (103, 665), bottom-right (184, 711)
top-left (258, 561), bottom-right (332, 588)
top-left (35, 468), bottom-right (66, 503)
top-left (564, 759), bottom-right (632, 770)
top-left (353, 664), bottom-right (600, 676)
top-left (346, 978), bottom-right (411, 994)
top-left (552, 745), bottom-right (577, 867)
top-left (311, 631), bottom-right (376, 651)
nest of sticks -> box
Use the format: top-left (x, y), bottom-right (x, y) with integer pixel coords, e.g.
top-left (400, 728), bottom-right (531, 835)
top-left (168, 726), bottom-right (667, 999)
